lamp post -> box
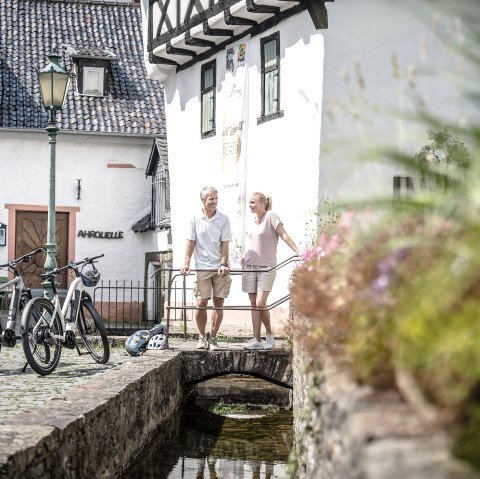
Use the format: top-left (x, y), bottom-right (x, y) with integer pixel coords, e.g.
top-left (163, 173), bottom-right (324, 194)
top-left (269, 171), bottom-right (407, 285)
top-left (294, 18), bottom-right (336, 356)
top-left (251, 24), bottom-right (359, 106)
top-left (37, 50), bottom-right (70, 298)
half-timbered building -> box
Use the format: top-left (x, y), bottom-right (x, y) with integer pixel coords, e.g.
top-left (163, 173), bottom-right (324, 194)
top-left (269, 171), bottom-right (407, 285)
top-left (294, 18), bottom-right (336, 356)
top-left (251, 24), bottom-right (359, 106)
top-left (141, 0), bottom-right (330, 318)
top-left (141, 0), bottom-right (479, 324)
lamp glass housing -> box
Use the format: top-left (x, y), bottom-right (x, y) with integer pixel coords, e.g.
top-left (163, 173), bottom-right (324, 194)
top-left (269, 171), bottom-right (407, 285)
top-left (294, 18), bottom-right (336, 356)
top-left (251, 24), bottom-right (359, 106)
top-left (38, 53), bottom-right (70, 111)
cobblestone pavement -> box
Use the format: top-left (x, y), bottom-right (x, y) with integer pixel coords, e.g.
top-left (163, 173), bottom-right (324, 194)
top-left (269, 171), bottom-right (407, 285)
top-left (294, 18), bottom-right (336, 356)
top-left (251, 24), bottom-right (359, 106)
top-left (0, 342), bottom-right (137, 422)
top-left (0, 330), bottom-right (289, 423)
top-left (0, 304), bottom-right (289, 420)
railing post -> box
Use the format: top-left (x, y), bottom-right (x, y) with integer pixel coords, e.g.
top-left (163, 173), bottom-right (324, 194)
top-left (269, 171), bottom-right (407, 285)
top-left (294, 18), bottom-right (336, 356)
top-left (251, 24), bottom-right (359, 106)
top-left (182, 274), bottom-right (187, 339)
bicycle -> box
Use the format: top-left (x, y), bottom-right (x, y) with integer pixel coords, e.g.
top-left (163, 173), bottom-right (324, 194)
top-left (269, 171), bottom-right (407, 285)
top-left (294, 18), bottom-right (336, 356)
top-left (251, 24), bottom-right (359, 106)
top-left (21, 254), bottom-right (110, 375)
top-left (0, 247), bottom-right (44, 351)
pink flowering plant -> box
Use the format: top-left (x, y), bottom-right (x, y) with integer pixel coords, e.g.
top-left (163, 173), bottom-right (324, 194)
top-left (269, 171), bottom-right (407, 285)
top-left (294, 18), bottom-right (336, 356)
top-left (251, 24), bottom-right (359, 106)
top-left (291, 125), bottom-right (480, 469)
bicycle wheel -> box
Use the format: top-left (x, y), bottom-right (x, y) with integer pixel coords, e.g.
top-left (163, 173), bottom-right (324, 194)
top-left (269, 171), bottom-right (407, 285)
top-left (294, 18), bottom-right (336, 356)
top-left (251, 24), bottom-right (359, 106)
top-left (21, 297), bottom-right (63, 376)
top-left (77, 297), bottom-right (110, 364)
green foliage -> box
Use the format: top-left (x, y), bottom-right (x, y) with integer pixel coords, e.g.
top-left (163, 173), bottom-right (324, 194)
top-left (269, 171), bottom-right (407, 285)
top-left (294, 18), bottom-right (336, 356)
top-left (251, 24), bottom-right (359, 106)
top-left (414, 126), bottom-right (472, 168)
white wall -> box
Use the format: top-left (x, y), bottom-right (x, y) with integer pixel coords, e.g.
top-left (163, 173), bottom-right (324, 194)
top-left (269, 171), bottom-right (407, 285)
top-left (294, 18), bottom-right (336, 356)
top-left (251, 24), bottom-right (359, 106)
top-left (160, 10), bottom-right (324, 311)
top-left (0, 130), bottom-right (158, 282)
top-left (320, 0), bottom-right (479, 203)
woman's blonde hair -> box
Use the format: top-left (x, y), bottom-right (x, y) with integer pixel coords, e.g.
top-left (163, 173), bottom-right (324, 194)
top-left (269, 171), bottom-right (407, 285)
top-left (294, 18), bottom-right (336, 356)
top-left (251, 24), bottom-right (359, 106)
top-left (252, 192), bottom-right (273, 211)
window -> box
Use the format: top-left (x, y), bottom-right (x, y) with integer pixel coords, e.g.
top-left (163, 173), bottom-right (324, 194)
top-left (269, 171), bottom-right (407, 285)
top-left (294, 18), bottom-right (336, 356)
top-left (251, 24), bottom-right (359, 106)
top-left (83, 67), bottom-right (104, 95)
top-left (393, 176), bottom-right (414, 197)
top-left (201, 60), bottom-right (216, 138)
top-left (151, 160), bottom-right (169, 228)
top-left (258, 32), bottom-right (283, 124)
top-left (133, 139), bottom-right (170, 233)
top-left (77, 59), bottom-right (110, 97)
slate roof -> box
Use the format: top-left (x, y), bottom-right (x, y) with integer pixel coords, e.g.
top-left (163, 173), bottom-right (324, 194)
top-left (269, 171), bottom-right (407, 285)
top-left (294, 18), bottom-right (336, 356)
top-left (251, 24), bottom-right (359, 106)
top-left (0, 0), bottom-right (166, 135)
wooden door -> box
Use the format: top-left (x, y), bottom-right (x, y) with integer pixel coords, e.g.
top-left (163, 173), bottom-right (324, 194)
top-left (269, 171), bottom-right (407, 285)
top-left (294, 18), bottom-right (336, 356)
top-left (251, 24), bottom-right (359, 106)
top-left (15, 211), bottom-right (69, 289)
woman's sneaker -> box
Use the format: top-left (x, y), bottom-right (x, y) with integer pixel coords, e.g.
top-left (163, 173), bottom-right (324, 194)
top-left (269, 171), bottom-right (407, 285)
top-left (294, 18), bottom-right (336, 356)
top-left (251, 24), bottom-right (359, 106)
top-left (244, 338), bottom-right (264, 350)
top-left (197, 336), bottom-right (209, 350)
top-left (209, 338), bottom-right (220, 351)
top-left (264, 335), bottom-right (275, 350)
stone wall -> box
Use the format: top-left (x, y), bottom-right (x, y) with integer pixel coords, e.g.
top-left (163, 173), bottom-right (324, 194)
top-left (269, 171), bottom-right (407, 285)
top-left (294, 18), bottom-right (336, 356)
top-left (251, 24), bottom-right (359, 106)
top-left (0, 351), bottom-right (184, 479)
top-left (292, 337), bottom-right (479, 479)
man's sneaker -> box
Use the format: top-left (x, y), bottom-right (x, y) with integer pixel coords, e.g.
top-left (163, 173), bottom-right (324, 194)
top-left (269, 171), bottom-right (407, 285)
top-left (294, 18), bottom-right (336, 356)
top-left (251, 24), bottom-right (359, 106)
top-left (244, 338), bottom-right (264, 350)
top-left (264, 335), bottom-right (275, 350)
top-left (209, 338), bottom-right (220, 351)
top-left (197, 336), bottom-right (209, 350)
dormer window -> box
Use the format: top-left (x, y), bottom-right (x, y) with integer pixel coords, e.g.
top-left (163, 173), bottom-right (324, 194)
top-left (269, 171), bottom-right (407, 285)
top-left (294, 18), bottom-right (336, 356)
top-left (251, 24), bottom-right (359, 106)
top-left (77, 58), bottom-right (110, 97)
top-left (66, 46), bottom-right (117, 98)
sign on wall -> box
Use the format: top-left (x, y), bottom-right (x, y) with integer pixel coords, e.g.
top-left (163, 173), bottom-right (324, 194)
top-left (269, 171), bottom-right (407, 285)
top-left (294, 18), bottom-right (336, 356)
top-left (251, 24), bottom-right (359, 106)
top-left (221, 39), bottom-right (249, 267)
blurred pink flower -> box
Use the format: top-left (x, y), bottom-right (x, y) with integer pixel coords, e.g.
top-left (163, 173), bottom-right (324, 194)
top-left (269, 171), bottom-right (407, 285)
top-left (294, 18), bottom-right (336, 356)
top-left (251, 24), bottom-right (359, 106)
top-left (340, 211), bottom-right (354, 231)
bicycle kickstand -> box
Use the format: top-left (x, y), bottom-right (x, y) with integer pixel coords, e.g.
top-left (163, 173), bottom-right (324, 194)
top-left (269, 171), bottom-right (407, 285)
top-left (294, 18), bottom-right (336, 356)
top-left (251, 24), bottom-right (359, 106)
top-left (21, 362), bottom-right (29, 373)
top-left (75, 342), bottom-right (86, 356)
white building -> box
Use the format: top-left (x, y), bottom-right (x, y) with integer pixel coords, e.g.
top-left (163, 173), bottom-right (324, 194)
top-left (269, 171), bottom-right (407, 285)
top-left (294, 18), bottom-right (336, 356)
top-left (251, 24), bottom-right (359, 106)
top-left (141, 0), bottom-right (479, 325)
top-left (142, 0), bottom-right (328, 320)
top-left (0, 0), bottom-right (168, 293)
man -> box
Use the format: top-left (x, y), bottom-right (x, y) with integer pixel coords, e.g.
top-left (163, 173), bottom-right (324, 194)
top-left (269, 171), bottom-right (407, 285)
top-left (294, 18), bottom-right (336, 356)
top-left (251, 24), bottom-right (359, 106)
top-left (180, 186), bottom-right (232, 350)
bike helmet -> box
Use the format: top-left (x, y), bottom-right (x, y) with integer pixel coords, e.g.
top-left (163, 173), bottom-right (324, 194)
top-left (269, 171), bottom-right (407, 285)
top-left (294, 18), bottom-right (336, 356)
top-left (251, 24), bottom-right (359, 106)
top-left (81, 267), bottom-right (100, 287)
top-left (147, 333), bottom-right (167, 350)
top-left (125, 323), bottom-right (168, 356)
top-left (125, 330), bottom-right (150, 356)
top-left (149, 323), bottom-right (167, 336)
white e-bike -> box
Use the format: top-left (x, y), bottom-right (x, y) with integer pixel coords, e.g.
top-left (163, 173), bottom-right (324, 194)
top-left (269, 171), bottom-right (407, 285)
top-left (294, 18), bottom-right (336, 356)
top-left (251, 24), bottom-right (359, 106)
top-left (21, 254), bottom-right (109, 376)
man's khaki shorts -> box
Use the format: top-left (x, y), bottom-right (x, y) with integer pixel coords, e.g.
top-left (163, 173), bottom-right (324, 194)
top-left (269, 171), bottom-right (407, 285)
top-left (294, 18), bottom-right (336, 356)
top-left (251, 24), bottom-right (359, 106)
top-left (241, 265), bottom-right (276, 293)
top-left (194, 271), bottom-right (232, 300)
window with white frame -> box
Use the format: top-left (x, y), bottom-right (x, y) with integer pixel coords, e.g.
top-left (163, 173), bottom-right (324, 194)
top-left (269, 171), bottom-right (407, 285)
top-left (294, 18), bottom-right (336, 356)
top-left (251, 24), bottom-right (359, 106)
top-left (201, 60), bottom-right (216, 138)
top-left (83, 67), bottom-right (104, 96)
top-left (76, 58), bottom-right (110, 97)
top-left (258, 32), bottom-right (283, 124)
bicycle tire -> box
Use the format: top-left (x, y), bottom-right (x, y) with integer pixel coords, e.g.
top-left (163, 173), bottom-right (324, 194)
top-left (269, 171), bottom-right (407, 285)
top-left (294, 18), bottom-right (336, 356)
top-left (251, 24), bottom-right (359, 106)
top-left (77, 297), bottom-right (110, 364)
top-left (21, 297), bottom-right (62, 376)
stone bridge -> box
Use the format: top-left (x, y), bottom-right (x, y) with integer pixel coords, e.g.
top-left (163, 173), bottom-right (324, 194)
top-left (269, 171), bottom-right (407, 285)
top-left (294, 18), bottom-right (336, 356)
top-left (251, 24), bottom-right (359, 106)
top-left (180, 349), bottom-right (293, 388)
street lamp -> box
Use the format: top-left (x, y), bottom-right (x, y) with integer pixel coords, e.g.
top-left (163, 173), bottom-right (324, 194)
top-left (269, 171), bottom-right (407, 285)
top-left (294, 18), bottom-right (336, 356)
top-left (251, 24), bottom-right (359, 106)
top-left (37, 50), bottom-right (70, 298)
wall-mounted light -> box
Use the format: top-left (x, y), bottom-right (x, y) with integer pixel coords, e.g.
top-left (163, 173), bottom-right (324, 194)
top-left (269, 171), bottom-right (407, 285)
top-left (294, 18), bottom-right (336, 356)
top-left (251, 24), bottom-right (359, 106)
top-left (0, 223), bottom-right (6, 246)
top-left (77, 179), bottom-right (82, 200)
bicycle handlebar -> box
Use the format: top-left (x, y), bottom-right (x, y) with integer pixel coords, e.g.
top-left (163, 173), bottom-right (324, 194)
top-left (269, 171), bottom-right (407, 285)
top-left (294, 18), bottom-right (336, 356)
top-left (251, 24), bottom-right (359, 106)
top-left (0, 247), bottom-right (44, 269)
top-left (41, 254), bottom-right (104, 278)
top-left (75, 253), bottom-right (105, 266)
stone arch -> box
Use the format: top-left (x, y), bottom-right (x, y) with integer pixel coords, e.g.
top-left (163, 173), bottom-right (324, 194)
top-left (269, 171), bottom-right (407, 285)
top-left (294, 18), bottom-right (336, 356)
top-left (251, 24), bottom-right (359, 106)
top-left (181, 350), bottom-right (293, 389)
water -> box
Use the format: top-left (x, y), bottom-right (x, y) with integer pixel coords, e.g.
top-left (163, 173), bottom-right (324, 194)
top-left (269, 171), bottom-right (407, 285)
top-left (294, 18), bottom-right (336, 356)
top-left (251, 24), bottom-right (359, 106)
top-left (121, 403), bottom-right (293, 479)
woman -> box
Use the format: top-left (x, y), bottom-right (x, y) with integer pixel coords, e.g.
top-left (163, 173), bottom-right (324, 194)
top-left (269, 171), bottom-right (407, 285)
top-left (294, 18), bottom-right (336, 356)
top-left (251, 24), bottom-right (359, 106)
top-left (242, 192), bottom-right (299, 350)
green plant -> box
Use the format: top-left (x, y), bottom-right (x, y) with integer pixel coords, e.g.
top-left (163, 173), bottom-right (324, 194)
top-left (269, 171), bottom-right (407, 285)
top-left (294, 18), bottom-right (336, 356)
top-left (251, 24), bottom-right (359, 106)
top-left (291, 13), bottom-right (480, 470)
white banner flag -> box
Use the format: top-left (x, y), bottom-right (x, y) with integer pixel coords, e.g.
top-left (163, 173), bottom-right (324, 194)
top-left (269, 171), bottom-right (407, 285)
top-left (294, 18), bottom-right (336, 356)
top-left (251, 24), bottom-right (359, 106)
top-left (221, 40), bottom-right (249, 267)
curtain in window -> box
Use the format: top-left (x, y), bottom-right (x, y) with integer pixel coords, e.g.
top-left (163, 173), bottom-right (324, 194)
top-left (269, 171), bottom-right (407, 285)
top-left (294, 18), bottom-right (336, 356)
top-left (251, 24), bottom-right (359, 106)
top-left (264, 40), bottom-right (278, 116)
top-left (84, 68), bottom-right (103, 93)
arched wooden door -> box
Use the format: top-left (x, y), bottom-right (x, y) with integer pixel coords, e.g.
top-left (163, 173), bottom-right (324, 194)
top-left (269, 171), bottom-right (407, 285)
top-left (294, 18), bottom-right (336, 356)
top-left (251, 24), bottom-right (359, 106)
top-left (15, 211), bottom-right (69, 289)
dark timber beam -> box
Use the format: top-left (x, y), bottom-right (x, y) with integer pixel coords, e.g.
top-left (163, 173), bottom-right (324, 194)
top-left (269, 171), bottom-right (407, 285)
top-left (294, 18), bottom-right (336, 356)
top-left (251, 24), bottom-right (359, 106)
top-left (304, 0), bottom-right (329, 29)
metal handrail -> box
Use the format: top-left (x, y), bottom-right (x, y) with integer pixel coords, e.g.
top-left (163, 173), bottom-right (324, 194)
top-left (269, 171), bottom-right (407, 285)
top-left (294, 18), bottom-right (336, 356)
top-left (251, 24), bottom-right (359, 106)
top-left (162, 255), bottom-right (301, 346)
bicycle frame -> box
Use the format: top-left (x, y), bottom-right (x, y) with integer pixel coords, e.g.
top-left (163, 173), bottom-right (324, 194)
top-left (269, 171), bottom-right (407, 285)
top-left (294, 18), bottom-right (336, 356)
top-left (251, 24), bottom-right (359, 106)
top-left (0, 275), bottom-right (24, 332)
top-left (32, 272), bottom-right (86, 345)
top-left (0, 247), bottom-right (43, 345)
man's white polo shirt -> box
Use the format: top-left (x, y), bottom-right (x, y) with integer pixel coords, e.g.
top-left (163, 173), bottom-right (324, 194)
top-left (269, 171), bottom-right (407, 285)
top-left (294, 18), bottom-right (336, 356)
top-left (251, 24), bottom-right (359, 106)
top-left (187, 210), bottom-right (232, 270)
